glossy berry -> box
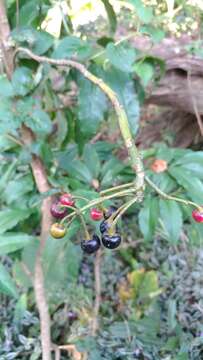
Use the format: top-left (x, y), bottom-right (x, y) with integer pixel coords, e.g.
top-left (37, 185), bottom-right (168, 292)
top-left (102, 233), bottom-right (121, 249)
top-left (59, 193), bottom-right (75, 207)
top-left (50, 201), bottom-right (68, 219)
top-left (50, 223), bottom-right (66, 239)
top-left (81, 234), bottom-right (101, 254)
top-left (103, 206), bottom-right (117, 220)
top-left (192, 208), bottom-right (203, 223)
top-left (90, 208), bottom-right (103, 221)
top-left (100, 220), bottom-right (111, 234)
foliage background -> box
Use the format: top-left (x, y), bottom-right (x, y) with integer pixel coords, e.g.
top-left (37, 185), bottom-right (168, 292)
top-left (1, 0), bottom-right (203, 359)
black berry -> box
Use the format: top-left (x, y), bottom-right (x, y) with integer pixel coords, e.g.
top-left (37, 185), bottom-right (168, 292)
top-left (102, 233), bottom-right (121, 249)
top-left (103, 206), bottom-right (117, 219)
top-left (100, 220), bottom-right (111, 234)
top-left (81, 234), bottom-right (101, 254)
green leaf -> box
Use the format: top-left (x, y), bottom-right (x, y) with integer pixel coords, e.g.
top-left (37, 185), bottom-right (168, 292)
top-left (159, 199), bottom-right (183, 243)
top-left (52, 36), bottom-right (92, 60)
top-left (3, 175), bottom-right (34, 204)
top-left (101, 157), bottom-right (126, 187)
top-left (106, 42), bottom-right (136, 72)
top-left (138, 197), bottom-right (159, 241)
top-left (129, 0), bottom-right (153, 23)
top-left (12, 67), bottom-right (34, 96)
top-left (173, 151), bottom-right (203, 179)
top-left (59, 158), bottom-right (93, 184)
top-left (26, 109), bottom-right (52, 135)
top-left (169, 166), bottom-right (203, 203)
top-left (0, 99), bottom-right (19, 133)
top-left (0, 233), bottom-right (36, 255)
top-left (140, 25), bottom-right (165, 43)
top-left (133, 60), bottom-right (154, 86)
top-left (104, 68), bottom-right (140, 135)
top-left (0, 75), bottom-right (14, 97)
top-left (77, 75), bottom-right (108, 136)
top-left (17, 0), bottom-right (42, 26)
top-left (0, 208), bottom-right (32, 234)
top-left (12, 27), bottom-right (54, 55)
top-left (83, 144), bottom-right (101, 179)
top-left (0, 264), bottom-right (18, 298)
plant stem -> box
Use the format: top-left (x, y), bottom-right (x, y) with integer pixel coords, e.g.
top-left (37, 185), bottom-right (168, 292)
top-left (61, 188), bottom-right (136, 221)
top-left (61, 205), bottom-right (90, 240)
top-left (111, 198), bottom-right (137, 228)
top-left (91, 248), bottom-right (102, 336)
top-left (100, 182), bottom-right (135, 195)
top-left (145, 176), bottom-right (199, 208)
top-left (15, 47), bottom-right (145, 192)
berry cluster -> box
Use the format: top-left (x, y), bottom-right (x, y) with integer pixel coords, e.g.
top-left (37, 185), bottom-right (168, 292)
top-left (50, 194), bottom-right (122, 254)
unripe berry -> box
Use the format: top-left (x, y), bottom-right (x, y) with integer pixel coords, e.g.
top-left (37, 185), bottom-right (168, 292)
top-left (50, 223), bottom-right (66, 238)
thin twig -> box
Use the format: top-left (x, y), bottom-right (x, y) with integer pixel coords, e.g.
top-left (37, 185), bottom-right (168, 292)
top-left (145, 175), bottom-right (199, 208)
top-left (91, 249), bottom-right (102, 336)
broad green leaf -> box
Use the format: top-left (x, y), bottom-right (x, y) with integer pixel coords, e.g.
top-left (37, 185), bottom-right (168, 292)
top-left (4, 175), bottom-right (34, 204)
top-left (0, 264), bottom-right (18, 298)
top-left (83, 144), bottom-right (101, 179)
top-left (0, 160), bottom-right (17, 192)
top-left (173, 151), bottom-right (203, 179)
top-left (0, 75), bottom-right (14, 97)
top-left (12, 67), bottom-right (34, 96)
top-left (0, 208), bottom-right (32, 234)
top-left (149, 172), bottom-right (176, 193)
top-left (0, 99), bottom-right (19, 133)
top-left (104, 68), bottom-right (140, 135)
top-left (133, 60), bottom-right (154, 86)
top-left (77, 75), bottom-right (108, 136)
top-left (129, 0), bottom-right (153, 23)
top-left (167, 300), bottom-right (177, 332)
top-left (159, 199), bottom-right (182, 243)
top-left (106, 42), bottom-right (137, 72)
top-left (0, 233), bottom-right (36, 255)
top-left (59, 159), bottom-right (93, 184)
top-left (138, 197), bottom-right (159, 241)
top-left (12, 27), bottom-right (54, 55)
top-left (100, 0), bottom-right (117, 33)
top-left (18, 0), bottom-right (42, 26)
top-left (169, 166), bottom-right (203, 203)
top-left (52, 36), bottom-right (92, 60)
top-left (26, 109), bottom-right (52, 135)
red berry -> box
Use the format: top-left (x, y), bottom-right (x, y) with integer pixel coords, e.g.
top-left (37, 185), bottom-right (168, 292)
top-left (192, 208), bottom-right (203, 223)
top-left (59, 193), bottom-right (75, 207)
top-left (90, 208), bottom-right (103, 221)
top-left (50, 201), bottom-right (68, 219)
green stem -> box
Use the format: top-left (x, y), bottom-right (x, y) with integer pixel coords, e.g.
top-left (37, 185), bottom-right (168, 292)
top-left (100, 182), bottom-right (135, 195)
top-left (63, 188), bottom-right (136, 221)
top-left (73, 195), bottom-right (89, 202)
top-left (145, 176), bottom-right (200, 209)
top-left (111, 198), bottom-right (137, 228)
top-left (61, 205), bottom-right (90, 239)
